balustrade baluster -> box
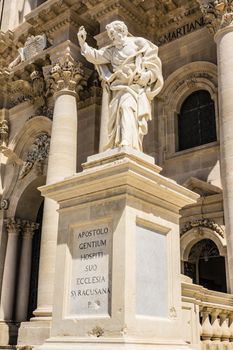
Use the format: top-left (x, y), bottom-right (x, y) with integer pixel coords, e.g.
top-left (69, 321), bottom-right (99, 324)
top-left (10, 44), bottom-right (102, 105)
top-left (229, 313), bottom-right (233, 345)
top-left (211, 309), bottom-right (222, 350)
top-left (220, 312), bottom-right (231, 346)
top-left (201, 307), bottom-right (213, 346)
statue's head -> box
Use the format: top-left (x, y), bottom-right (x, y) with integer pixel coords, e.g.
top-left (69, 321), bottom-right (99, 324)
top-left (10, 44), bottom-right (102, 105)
top-left (106, 21), bottom-right (128, 43)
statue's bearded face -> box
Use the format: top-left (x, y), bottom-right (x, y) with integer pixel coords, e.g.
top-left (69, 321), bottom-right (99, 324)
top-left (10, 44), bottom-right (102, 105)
top-left (106, 21), bottom-right (128, 44)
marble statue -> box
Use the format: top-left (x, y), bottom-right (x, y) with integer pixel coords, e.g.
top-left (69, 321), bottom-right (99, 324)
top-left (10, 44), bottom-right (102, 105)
top-left (77, 21), bottom-right (164, 151)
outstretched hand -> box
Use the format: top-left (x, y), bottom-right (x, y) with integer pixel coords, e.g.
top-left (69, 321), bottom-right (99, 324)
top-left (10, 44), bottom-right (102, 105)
top-left (77, 26), bottom-right (87, 47)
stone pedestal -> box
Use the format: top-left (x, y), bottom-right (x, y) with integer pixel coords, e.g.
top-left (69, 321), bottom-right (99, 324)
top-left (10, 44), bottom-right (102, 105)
top-left (36, 148), bottom-right (198, 350)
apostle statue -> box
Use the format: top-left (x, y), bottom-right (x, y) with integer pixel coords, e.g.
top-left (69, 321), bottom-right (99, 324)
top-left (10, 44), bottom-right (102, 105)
top-left (77, 21), bottom-right (164, 152)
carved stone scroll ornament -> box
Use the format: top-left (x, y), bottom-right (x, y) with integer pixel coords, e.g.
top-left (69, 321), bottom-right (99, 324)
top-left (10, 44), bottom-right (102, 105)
top-left (8, 34), bottom-right (47, 69)
top-left (4, 65), bottom-right (47, 111)
top-left (181, 218), bottom-right (224, 238)
top-left (198, 0), bottom-right (233, 33)
top-left (19, 133), bottom-right (50, 179)
top-left (0, 199), bottom-right (9, 210)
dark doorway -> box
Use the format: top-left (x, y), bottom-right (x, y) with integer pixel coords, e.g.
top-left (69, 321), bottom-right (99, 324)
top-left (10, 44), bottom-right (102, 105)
top-left (184, 239), bottom-right (227, 293)
top-left (27, 201), bottom-right (43, 319)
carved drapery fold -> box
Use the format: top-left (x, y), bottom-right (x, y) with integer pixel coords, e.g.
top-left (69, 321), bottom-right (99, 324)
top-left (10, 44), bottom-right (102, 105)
top-left (198, 0), bottom-right (233, 33)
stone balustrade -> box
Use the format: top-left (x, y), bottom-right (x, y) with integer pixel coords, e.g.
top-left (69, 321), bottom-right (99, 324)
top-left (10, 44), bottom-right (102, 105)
top-left (182, 279), bottom-right (233, 349)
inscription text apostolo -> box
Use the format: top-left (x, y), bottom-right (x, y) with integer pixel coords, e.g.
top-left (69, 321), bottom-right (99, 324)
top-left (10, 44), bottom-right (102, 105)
top-left (69, 223), bottom-right (112, 316)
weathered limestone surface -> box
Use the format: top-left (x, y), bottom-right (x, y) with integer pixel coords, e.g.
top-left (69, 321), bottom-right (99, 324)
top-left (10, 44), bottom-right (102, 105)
top-left (0, 1), bottom-right (231, 349)
top-left (36, 148), bottom-right (198, 350)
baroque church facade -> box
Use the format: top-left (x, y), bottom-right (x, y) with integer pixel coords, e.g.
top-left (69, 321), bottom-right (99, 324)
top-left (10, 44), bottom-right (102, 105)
top-left (0, 0), bottom-right (233, 349)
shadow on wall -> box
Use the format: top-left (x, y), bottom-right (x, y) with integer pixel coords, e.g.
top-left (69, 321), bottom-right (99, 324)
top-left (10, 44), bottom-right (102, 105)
top-left (15, 175), bottom-right (45, 221)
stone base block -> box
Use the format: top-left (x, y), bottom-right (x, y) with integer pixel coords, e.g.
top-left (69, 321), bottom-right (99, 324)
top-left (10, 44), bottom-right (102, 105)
top-left (17, 320), bottom-right (51, 348)
top-left (38, 149), bottom-right (198, 350)
top-left (0, 321), bottom-right (18, 346)
top-left (36, 338), bottom-right (192, 350)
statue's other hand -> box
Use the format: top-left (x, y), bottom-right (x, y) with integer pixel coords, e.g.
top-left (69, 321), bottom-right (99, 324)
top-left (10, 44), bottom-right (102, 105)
top-left (135, 71), bottom-right (151, 86)
top-left (77, 26), bottom-right (87, 46)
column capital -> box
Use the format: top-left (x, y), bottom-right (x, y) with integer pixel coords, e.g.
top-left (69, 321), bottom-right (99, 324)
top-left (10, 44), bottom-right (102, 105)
top-left (4, 218), bottom-right (21, 236)
top-left (22, 221), bottom-right (39, 238)
top-left (49, 53), bottom-right (85, 97)
top-left (198, 0), bottom-right (233, 35)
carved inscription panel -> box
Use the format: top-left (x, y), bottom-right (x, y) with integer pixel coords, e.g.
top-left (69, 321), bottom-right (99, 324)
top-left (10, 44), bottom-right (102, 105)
top-left (69, 222), bottom-right (112, 317)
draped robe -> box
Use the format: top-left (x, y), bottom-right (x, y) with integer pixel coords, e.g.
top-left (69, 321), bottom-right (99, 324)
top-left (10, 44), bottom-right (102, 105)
top-left (82, 36), bottom-right (164, 151)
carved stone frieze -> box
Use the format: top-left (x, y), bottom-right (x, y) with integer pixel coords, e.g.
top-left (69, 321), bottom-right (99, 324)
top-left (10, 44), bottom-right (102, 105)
top-left (181, 218), bottom-right (224, 238)
top-left (19, 133), bottom-right (50, 179)
top-left (173, 71), bottom-right (217, 92)
top-left (198, 0), bottom-right (233, 33)
top-left (6, 79), bottom-right (32, 108)
top-left (48, 54), bottom-right (85, 95)
top-left (0, 119), bottom-right (9, 147)
top-left (9, 34), bottom-right (47, 69)
top-left (1, 63), bottom-right (48, 111)
top-left (4, 218), bottom-right (39, 235)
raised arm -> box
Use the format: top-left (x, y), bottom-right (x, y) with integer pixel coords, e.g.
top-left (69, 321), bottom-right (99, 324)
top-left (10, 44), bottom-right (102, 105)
top-left (77, 26), bottom-right (110, 65)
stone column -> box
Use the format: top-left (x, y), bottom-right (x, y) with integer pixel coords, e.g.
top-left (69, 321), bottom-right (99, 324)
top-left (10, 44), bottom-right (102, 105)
top-left (33, 54), bottom-right (84, 319)
top-left (200, 1), bottom-right (233, 292)
top-left (1, 218), bottom-right (21, 321)
top-left (15, 221), bottom-right (39, 322)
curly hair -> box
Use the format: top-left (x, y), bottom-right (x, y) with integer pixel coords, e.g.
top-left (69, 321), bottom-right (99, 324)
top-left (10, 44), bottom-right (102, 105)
top-left (106, 21), bottom-right (128, 36)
